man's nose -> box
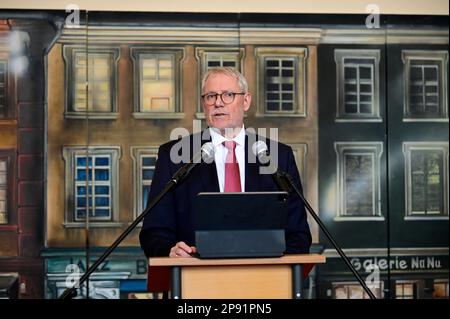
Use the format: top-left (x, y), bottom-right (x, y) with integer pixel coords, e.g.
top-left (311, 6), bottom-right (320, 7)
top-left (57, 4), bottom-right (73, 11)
top-left (214, 94), bottom-right (225, 107)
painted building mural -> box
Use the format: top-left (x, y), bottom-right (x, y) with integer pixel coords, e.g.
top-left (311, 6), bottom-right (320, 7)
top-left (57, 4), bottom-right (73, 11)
top-left (0, 10), bottom-right (448, 299)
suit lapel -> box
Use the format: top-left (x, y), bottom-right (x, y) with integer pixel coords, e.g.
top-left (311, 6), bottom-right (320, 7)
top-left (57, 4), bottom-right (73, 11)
top-left (199, 161), bottom-right (220, 192)
top-left (245, 134), bottom-right (262, 192)
top-left (199, 132), bottom-right (220, 192)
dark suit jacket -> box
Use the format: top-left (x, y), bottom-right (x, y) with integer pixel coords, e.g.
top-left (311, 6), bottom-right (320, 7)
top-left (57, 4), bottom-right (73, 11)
top-left (139, 131), bottom-right (312, 257)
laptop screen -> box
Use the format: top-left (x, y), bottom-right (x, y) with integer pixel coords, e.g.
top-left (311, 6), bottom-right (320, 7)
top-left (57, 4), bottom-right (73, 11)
top-left (193, 192), bottom-right (289, 258)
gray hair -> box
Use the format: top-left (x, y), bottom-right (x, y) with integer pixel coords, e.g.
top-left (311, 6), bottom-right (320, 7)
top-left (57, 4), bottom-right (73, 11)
top-left (201, 67), bottom-right (248, 93)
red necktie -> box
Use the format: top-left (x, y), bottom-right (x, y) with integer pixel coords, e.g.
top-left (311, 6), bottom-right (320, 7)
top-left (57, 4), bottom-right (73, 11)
top-left (223, 141), bottom-right (242, 192)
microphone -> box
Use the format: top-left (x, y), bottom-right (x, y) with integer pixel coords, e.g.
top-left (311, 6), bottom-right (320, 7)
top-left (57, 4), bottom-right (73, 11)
top-left (171, 142), bottom-right (215, 184)
top-left (202, 142), bottom-right (215, 161)
top-left (252, 140), bottom-right (270, 164)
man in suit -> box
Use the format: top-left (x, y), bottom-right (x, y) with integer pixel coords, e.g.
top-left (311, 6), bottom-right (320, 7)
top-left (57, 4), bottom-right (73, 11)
top-left (139, 67), bottom-right (311, 258)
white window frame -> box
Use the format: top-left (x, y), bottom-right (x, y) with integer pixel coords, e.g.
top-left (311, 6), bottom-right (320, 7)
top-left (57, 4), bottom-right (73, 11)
top-left (130, 146), bottom-right (159, 221)
top-left (130, 47), bottom-right (185, 119)
top-left (334, 142), bottom-right (384, 221)
top-left (62, 146), bottom-right (122, 228)
top-left (62, 45), bottom-right (120, 119)
top-left (195, 47), bottom-right (244, 119)
top-left (433, 279), bottom-right (449, 299)
top-left (403, 142), bottom-right (449, 220)
top-left (395, 280), bottom-right (418, 299)
top-left (332, 281), bottom-right (384, 299)
top-left (402, 50), bottom-right (448, 122)
top-left (255, 47), bottom-right (307, 117)
top-left (334, 49), bottom-right (381, 122)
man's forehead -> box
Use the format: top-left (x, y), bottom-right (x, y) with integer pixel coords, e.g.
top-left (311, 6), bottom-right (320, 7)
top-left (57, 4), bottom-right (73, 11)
top-left (205, 73), bottom-right (238, 84)
top-left (204, 73), bottom-right (239, 89)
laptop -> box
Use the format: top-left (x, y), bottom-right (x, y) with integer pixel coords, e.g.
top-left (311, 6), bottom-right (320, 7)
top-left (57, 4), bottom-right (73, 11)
top-left (193, 192), bottom-right (289, 259)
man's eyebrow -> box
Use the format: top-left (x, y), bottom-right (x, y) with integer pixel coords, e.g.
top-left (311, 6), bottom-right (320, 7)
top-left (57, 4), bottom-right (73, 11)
top-left (206, 90), bottom-right (234, 93)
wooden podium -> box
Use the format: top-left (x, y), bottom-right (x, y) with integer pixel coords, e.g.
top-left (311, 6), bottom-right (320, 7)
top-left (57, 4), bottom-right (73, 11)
top-left (148, 254), bottom-right (325, 299)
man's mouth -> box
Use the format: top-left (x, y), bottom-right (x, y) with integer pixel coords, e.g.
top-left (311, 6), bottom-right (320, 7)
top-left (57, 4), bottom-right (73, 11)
top-left (213, 113), bottom-right (227, 117)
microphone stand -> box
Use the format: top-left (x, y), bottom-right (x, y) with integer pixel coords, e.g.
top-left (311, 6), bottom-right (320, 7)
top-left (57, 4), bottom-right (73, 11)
top-left (273, 170), bottom-right (377, 300)
top-left (59, 151), bottom-right (205, 299)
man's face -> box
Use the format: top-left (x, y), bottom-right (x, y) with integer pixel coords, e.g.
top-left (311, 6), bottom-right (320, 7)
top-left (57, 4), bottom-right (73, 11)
top-left (202, 73), bottom-right (251, 131)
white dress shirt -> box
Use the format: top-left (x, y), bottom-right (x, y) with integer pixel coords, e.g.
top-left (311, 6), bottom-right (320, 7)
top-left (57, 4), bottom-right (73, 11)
top-left (209, 126), bottom-right (246, 192)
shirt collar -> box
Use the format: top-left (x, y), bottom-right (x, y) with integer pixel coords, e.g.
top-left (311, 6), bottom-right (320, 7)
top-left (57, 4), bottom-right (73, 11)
top-left (209, 125), bottom-right (246, 147)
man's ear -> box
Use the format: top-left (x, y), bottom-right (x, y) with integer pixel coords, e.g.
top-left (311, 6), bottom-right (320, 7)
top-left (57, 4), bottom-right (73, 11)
top-left (243, 92), bottom-right (252, 112)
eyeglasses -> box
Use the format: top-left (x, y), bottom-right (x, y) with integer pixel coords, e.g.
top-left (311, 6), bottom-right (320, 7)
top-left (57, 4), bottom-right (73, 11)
top-left (201, 92), bottom-right (245, 106)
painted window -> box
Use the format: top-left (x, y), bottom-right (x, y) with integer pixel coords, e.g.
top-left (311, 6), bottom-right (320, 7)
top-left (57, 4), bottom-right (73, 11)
top-left (205, 53), bottom-right (238, 69)
top-left (402, 51), bottom-right (448, 121)
top-left (333, 282), bottom-right (383, 299)
top-left (335, 50), bottom-right (381, 121)
top-left (140, 54), bottom-right (174, 112)
top-left (131, 48), bottom-right (184, 119)
top-left (131, 147), bottom-right (158, 219)
top-left (264, 57), bottom-right (296, 112)
top-left (63, 46), bottom-right (120, 119)
top-left (395, 281), bottom-right (416, 299)
top-left (74, 53), bottom-right (111, 112)
top-left (256, 47), bottom-right (306, 117)
top-left (433, 280), bottom-right (449, 298)
top-left (403, 143), bottom-right (448, 218)
top-left (335, 142), bottom-right (384, 220)
top-left (63, 146), bottom-right (121, 227)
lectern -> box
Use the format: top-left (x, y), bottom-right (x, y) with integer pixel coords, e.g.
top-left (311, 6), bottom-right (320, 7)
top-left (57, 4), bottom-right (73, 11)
top-left (147, 254), bottom-right (325, 299)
